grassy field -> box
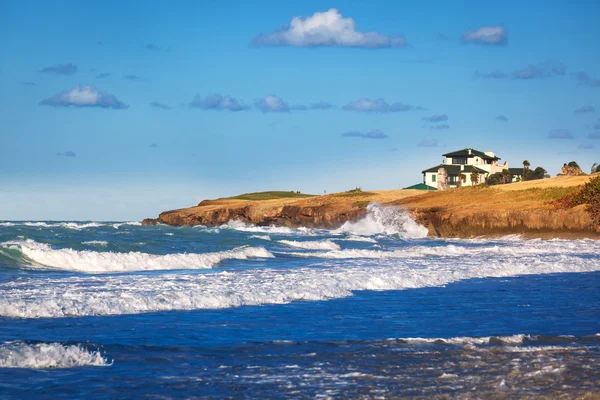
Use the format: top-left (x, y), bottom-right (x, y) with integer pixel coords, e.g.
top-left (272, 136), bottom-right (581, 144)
top-left (224, 191), bottom-right (317, 201)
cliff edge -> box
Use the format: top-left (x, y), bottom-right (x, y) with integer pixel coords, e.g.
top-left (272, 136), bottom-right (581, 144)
top-left (143, 174), bottom-right (600, 239)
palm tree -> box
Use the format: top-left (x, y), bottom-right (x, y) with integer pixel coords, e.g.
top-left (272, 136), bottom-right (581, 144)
top-left (592, 162), bottom-right (599, 174)
top-left (523, 160), bottom-right (530, 179)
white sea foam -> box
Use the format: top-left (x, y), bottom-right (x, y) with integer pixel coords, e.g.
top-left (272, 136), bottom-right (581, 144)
top-left (249, 235), bottom-right (271, 241)
top-left (0, 341), bottom-right (111, 368)
top-left (221, 220), bottom-right (297, 234)
top-left (334, 236), bottom-right (378, 243)
top-left (278, 240), bottom-right (340, 251)
top-left (112, 221), bottom-right (142, 229)
top-left (284, 240), bottom-right (600, 259)
top-left (335, 203), bottom-right (428, 238)
top-left (22, 222), bottom-right (104, 230)
top-left (0, 239), bottom-right (274, 273)
top-left (82, 240), bottom-right (108, 246)
top-left (1, 239), bottom-right (597, 318)
top-left (0, 222), bottom-right (15, 227)
top-left (393, 334), bottom-right (528, 346)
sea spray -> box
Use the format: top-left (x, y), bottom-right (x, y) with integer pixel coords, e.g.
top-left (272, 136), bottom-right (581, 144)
top-left (335, 203), bottom-right (428, 238)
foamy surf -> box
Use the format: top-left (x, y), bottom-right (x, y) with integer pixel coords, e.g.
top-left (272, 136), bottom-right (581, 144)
top-left (0, 341), bottom-right (111, 368)
top-left (278, 240), bottom-right (340, 251)
top-left (1, 246), bottom-right (598, 318)
top-left (335, 203), bottom-right (428, 238)
top-left (0, 239), bottom-right (274, 273)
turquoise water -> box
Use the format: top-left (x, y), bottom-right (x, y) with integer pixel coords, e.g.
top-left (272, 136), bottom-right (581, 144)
top-left (0, 205), bottom-right (599, 398)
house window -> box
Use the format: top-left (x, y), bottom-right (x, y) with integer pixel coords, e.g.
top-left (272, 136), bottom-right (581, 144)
top-left (432, 174), bottom-right (436, 182)
top-left (448, 175), bottom-right (458, 184)
top-left (452, 157), bottom-right (467, 165)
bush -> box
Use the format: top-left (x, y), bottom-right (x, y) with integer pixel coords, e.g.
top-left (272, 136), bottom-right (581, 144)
top-left (568, 161), bottom-right (580, 169)
top-left (485, 172), bottom-right (505, 185)
top-left (523, 166), bottom-right (547, 181)
top-left (552, 175), bottom-right (600, 226)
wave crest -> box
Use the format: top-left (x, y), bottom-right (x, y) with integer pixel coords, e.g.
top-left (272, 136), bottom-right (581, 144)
top-left (0, 239), bottom-right (274, 273)
top-left (278, 239), bottom-right (340, 251)
top-left (0, 341), bottom-right (111, 369)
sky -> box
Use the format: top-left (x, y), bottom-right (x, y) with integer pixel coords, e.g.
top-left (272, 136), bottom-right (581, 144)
top-left (1, 0), bottom-right (599, 220)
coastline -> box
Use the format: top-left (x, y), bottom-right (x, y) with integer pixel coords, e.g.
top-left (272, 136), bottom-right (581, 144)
top-left (143, 174), bottom-right (600, 240)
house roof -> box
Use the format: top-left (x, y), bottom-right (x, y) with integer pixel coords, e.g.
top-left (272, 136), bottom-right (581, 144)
top-left (508, 168), bottom-right (524, 176)
top-left (404, 183), bottom-right (437, 191)
top-left (441, 148), bottom-right (501, 160)
top-left (422, 164), bottom-right (488, 174)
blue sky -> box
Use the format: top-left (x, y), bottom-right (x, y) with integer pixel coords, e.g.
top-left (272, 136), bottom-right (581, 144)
top-left (1, 0), bottom-right (599, 220)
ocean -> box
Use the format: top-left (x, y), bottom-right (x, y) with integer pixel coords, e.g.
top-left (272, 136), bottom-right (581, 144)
top-left (0, 204), bottom-right (598, 399)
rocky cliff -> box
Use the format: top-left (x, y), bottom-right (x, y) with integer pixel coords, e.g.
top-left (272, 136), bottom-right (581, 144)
top-left (143, 175), bottom-right (600, 239)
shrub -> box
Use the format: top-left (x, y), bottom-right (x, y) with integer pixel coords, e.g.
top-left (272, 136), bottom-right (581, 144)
top-left (523, 166), bottom-right (547, 181)
top-left (485, 172), bottom-right (505, 185)
top-left (552, 175), bottom-right (600, 226)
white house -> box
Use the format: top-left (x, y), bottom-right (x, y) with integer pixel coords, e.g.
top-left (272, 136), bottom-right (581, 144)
top-left (422, 148), bottom-right (519, 189)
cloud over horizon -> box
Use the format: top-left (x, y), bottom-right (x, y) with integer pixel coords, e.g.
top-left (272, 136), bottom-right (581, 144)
top-left (574, 105), bottom-right (595, 114)
top-left (255, 95), bottom-right (290, 112)
top-left (150, 101), bottom-right (172, 110)
top-left (547, 129), bottom-right (574, 139)
top-left (574, 71), bottom-right (600, 88)
top-left (56, 151), bottom-right (76, 157)
top-left (40, 63), bottom-right (78, 76)
top-left (341, 130), bottom-right (388, 139)
top-left (477, 60), bottom-right (566, 80)
top-left (145, 44), bottom-right (171, 52)
top-left (422, 114), bottom-right (448, 122)
top-left (589, 132), bottom-right (600, 139)
top-left (39, 85), bottom-right (129, 109)
top-left (512, 61), bottom-right (565, 80)
top-left (462, 26), bottom-right (507, 45)
top-left (343, 98), bottom-right (420, 113)
top-left (252, 9), bottom-right (406, 48)
top-left (417, 138), bottom-right (440, 147)
top-left (189, 93), bottom-right (249, 111)
top-left (578, 143), bottom-right (594, 149)
top-left (496, 115), bottom-right (509, 121)
top-left (95, 72), bottom-right (111, 79)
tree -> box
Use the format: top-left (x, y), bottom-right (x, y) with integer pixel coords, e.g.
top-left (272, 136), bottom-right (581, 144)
top-left (592, 163), bottom-right (599, 174)
top-left (485, 172), bottom-right (504, 185)
top-left (523, 160), bottom-right (530, 179)
top-left (523, 166), bottom-right (547, 181)
top-left (502, 168), bottom-right (512, 184)
top-left (470, 170), bottom-right (479, 185)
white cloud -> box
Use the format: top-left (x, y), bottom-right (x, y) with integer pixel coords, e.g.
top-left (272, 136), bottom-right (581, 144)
top-left (343, 98), bottom-right (418, 113)
top-left (255, 95), bottom-right (290, 112)
top-left (39, 85), bottom-right (128, 109)
top-left (462, 26), bottom-right (507, 45)
top-left (253, 9), bottom-right (406, 48)
top-left (189, 93), bottom-right (248, 111)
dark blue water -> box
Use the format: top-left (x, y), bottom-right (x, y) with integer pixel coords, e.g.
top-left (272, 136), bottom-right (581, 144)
top-left (0, 209), bottom-right (599, 398)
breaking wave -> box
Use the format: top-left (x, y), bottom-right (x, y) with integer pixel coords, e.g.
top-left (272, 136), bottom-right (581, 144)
top-left (335, 203), bottom-right (427, 238)
top-left (278, 240), bottom-right (340, 251)
top-left (82, 240), bottom-right (108, 246)
top-left (0, 239), bottom-right (274, 273)
top-left (1, 245), bottom-right (597, 318)
top-left (0, 341), bottom-right (111, 369)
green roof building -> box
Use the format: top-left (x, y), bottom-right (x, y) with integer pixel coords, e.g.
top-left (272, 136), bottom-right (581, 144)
top-left (421, 148), bottom-right (520, 189)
